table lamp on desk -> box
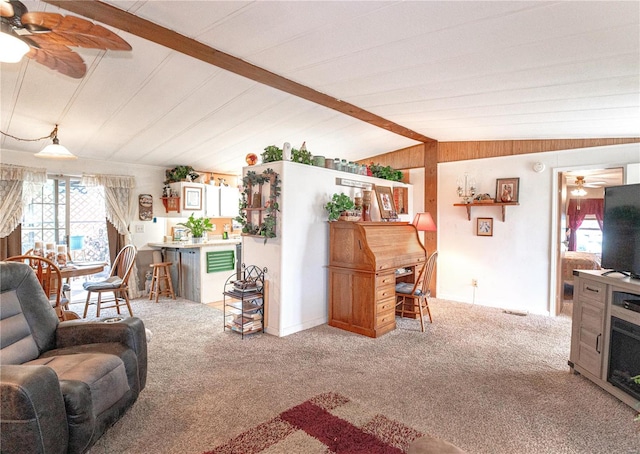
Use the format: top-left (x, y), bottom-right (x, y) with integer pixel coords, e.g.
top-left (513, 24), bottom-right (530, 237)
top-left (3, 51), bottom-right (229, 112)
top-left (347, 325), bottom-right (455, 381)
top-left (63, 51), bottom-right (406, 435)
top-left (412, 212), bottom-right (437, 249)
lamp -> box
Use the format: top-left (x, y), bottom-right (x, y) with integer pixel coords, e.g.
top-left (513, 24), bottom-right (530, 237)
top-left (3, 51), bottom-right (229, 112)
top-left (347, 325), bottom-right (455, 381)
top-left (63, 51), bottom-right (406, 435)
top-left (412, 212), bottom-right (437, 232)
top-left (456, 173), bottom-right (476, 203)
top-left (34, 125), bottom-right (77, 160)
top-left (571, 176), bottom-right (587, 197)
top-left (413, 212), bottom-right (436, 250)
top-left (0, 22), bottom-right (29, 63)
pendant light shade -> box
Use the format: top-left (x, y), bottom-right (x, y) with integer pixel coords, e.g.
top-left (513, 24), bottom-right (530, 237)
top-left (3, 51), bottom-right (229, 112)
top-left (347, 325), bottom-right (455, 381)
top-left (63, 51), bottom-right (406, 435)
top-left (0, 23), bottom-right (29, 63)
top-left (34, 125), bottom-right (77, 160)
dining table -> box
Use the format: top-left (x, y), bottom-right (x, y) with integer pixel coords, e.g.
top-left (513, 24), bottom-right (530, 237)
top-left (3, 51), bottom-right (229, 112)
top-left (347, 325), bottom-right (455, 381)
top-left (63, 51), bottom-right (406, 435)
top-left (59, 262), bottom-right (107, 319)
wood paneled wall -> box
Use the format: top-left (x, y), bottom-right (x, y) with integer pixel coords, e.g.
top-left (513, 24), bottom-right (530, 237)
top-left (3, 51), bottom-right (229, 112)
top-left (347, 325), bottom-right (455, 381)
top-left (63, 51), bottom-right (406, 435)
top-left (437, 138), bottom-right (640, 163)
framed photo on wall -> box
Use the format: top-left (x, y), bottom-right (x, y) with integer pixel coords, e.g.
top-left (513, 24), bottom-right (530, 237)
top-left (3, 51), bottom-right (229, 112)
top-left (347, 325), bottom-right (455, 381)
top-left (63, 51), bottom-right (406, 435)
top-left (183, 185), bottom-right (202, 210)
top-left (495, 178), bottom-right (520, 203)
top-left (375, 185), bottom-right (396, 220)
top-left (477, 217), bottom-right (493, 236)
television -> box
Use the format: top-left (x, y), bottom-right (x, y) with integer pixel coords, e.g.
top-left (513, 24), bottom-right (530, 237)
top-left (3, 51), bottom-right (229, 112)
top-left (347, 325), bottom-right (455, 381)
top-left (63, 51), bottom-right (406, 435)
top-left (601, 183), bottom-right (640, 279)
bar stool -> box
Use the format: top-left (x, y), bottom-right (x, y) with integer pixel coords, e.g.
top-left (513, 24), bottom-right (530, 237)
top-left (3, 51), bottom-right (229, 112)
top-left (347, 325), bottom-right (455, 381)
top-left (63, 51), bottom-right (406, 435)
top-left (149, 262), bottom-right (176, 302)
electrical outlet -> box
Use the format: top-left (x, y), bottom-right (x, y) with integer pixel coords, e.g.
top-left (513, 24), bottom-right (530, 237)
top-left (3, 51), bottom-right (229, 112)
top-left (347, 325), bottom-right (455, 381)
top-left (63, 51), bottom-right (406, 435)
top-left (472, 279), bottom-right (478, 287)
top-left (135, 224), bottom-right (144, 233)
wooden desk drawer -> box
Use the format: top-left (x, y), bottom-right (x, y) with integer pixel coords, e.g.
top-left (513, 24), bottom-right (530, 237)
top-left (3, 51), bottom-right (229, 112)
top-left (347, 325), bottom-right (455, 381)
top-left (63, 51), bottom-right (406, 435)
top-left (376, 273), bottom-right (396, 287)
top-left (377, 297), bottom-right (396, 315)
top-left (376, 284), bottom-right (395, 301)
top-left (376, 306), bottom-right (396, 328)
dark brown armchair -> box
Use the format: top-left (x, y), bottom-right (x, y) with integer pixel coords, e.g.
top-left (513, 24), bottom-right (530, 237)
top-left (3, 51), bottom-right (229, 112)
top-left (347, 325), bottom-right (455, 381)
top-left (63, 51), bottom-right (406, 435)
top-left (0, 261), bottom-right (147, 454)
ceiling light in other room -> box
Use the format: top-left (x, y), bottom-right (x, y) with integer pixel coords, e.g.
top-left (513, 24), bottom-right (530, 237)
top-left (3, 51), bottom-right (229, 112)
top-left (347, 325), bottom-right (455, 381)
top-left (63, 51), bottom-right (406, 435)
top-left (34, 125), bottom-right (77, 160)
top-left (571, 176), bottom-right (587, 197)
top-left (0, 22), bottom-right (29, 63)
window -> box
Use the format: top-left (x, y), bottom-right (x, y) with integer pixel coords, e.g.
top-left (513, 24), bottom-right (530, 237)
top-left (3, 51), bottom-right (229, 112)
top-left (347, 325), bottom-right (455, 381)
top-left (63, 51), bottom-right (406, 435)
top-left (575, 217), bottom-right (602, 253)
top-left (22, 176), bottom-right (109, 263)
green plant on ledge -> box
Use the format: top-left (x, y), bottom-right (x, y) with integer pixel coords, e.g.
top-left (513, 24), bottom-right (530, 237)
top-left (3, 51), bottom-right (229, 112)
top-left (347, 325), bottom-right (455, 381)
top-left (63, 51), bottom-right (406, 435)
top-left (177, 214), bottom-right (213, 240)
top-left (261, 145), bottom-right (283, 163)
top-left (369, 163), bottom-right (403, 182)
top-left (291, 146), bottom-right (313, 165)
top-left (325, 193), bottom-right (360, 221)
top-left (235, 168), bottom-right (281, 243)
top-left (165, 165), bottom-right (199, 184)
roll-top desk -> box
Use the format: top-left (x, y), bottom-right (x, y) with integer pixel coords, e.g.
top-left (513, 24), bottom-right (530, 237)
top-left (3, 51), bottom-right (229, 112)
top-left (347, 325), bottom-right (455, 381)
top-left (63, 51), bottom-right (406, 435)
top-left (328, 221), bottom-right (427, 338)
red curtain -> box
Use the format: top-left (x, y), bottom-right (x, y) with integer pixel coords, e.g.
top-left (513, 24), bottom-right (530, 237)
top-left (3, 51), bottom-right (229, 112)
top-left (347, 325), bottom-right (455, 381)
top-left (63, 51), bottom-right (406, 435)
top-left (567, 198), bottom-right (604, 251)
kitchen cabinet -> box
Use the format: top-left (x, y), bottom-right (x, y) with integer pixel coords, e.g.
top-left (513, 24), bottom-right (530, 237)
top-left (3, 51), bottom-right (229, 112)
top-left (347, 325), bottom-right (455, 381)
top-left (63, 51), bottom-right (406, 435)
top-left (204, 185), bottom-right (239, 218)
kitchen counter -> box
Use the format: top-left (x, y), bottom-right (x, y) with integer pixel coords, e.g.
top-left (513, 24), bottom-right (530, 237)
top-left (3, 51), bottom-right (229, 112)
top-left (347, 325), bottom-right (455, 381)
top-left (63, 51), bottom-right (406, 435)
top-left (148, 238), bottom-right (240, 249)
top-left (147, 239), bottom-right (241, 303)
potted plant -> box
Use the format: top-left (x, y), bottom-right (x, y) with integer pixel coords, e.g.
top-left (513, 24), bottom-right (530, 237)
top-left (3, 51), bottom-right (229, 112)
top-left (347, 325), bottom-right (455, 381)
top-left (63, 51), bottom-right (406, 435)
top-left (369, 163), bottom-right (403, 181)
top-left (165, 165), bottom-right (199, 184)
top-left (325, 193), bottom-right (361, 221)
top-left (261, 145), bottom-right (283, 163)
top-left (177, 213), bottom-right (213, 243)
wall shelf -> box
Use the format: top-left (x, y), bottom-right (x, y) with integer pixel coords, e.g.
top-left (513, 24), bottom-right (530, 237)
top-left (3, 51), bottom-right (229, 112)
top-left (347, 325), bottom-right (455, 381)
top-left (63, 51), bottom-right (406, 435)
top-left (453, 202), bottom-right (519, 221)
top-left (161, 196), bottom-right (180, 213)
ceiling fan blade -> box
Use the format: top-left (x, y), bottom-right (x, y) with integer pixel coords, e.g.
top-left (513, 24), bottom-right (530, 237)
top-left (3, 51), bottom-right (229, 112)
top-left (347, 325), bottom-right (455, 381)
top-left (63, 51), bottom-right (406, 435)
top-left (26, 42), bottom-right (86, 78)
top-left (1, 0), bottom-right (14, 18)
top-left (21, 12), bottom-right (131, 51)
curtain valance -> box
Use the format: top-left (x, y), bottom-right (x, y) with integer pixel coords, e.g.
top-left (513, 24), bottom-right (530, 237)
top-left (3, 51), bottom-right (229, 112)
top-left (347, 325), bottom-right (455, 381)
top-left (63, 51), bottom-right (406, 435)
top-left (82, 173), bottom-right (135, 189)
top-left (0, 164), bottom-right (47, 238)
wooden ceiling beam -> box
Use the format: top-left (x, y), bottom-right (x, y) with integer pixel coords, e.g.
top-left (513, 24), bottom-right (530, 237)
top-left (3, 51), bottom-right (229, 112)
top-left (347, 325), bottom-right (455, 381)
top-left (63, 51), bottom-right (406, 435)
top-left (43, 0), bottom-right (435, 143)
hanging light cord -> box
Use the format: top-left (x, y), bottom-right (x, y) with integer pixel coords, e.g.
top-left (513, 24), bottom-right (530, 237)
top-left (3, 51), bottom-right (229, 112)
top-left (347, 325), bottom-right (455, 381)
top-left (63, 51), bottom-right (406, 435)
top-left (0, 125), bottom-right (58, 142)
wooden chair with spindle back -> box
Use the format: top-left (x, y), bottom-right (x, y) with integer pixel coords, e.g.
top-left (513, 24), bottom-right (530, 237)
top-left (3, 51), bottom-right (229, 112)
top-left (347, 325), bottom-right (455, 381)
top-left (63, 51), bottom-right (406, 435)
top-left (5, 255), bottom-right (68, 321)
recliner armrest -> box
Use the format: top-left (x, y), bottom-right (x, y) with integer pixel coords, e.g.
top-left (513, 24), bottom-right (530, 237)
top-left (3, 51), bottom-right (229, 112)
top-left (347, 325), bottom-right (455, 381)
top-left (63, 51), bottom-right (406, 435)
top-left (1, 365), bottom-right (69, 454)
top-left (55, 317), bottom-right (148, 389)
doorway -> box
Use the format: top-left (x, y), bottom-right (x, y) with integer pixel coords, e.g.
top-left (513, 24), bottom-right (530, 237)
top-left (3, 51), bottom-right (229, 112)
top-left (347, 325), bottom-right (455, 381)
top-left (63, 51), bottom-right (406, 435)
top-left (555, 167), bottom-right (624, 315)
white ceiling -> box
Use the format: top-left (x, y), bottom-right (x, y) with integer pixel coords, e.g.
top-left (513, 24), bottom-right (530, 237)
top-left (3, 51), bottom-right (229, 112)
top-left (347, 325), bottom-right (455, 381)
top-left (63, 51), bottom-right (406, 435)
top-left (1, 1), bottom-right (639, 174)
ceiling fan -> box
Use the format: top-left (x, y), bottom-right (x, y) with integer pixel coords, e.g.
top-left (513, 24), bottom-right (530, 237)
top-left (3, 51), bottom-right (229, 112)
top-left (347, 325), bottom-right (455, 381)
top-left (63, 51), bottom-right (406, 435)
top-left (0, 0), bottom-right (131, 78)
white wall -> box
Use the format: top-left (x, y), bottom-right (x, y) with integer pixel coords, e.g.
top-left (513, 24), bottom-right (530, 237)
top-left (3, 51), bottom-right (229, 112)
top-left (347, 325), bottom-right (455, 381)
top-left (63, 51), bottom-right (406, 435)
top-left (437, 143), bottom-right (640, 315)
top-left (242, 161), bottom-right (413, 336)
top-left (1, 149), bottom-right (166, 250)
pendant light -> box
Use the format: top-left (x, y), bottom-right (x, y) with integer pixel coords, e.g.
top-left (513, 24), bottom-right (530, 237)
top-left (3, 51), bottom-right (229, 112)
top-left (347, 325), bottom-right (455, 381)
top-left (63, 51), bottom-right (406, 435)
top-left (34, 125), bottom-right (77, 160)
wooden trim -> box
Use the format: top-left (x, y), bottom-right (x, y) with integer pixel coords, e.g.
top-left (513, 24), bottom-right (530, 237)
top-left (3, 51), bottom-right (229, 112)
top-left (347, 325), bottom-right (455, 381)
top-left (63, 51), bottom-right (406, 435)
top-left (44, 0), bottom-right (434, 144)
top-left (438, 138), bottom-right (640, 163)
top-left (357, 143), bottom-right (426, 170)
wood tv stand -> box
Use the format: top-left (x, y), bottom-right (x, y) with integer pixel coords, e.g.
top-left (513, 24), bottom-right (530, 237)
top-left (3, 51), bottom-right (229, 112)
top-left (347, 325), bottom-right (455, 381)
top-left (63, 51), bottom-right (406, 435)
top-left (569, 269), bottom-right (640, 410)
top-left (327, 221), bottom-right (426, 338)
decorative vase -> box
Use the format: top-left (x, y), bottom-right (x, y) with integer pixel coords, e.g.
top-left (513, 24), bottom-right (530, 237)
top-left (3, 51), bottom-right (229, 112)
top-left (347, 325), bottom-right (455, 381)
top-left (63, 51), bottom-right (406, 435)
top-left (283, 142), bottom-right (292, 161)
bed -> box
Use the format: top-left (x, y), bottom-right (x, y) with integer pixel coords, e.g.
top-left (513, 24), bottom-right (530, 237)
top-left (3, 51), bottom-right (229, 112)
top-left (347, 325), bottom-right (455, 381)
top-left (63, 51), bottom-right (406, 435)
top-left (562, 251), bottom-right (601, 285)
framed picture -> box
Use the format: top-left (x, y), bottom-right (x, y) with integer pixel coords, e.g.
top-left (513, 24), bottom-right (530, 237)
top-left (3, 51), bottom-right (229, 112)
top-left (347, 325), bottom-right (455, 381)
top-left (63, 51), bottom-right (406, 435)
top-left (183, 185), bottom-right (202, 210)
top-left (375, 185), bottom-right (397, 220)
top-left (495, 177), bottom-right (520, 203)
top-left (477, 217), bottom-right (493, 236)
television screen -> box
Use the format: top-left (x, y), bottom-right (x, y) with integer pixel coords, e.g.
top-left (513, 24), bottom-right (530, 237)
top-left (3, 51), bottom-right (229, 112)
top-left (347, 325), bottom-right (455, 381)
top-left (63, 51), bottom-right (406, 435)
top-left (601, 183), bottom-right (640, 279)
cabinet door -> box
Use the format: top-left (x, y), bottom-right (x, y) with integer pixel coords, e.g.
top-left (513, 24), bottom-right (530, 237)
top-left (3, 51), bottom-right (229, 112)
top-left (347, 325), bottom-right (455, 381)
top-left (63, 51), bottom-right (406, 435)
top-left (180, 249), bottom-right (201, 302)
top-left (575, 299), bottom-right (605, 377)
top-left (571, 275), bottom-right (607, 378)
top-left (220, 186), bottom-right (240, 217)
top-left (205, 185), bottom-right (220, 217)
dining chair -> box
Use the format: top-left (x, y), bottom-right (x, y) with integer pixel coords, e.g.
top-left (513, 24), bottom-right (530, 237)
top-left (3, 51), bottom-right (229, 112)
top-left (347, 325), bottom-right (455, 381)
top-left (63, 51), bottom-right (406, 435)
top-left (395, 251), bottom-right (438, 332)
top-left (5, 255), bottom-right (69, 321)
top-left (82, 244), bottom-right (137, 318)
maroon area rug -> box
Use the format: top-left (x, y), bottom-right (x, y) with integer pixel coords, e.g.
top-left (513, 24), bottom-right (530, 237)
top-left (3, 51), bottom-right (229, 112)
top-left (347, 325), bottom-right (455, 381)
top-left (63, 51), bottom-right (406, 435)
top-left (205, 392), bottom-right (423, 454)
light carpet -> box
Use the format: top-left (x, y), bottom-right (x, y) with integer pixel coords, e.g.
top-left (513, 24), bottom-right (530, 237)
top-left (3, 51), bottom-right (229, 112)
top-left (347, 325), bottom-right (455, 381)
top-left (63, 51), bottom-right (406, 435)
top-left (75, 297), bottom-right (639, 454)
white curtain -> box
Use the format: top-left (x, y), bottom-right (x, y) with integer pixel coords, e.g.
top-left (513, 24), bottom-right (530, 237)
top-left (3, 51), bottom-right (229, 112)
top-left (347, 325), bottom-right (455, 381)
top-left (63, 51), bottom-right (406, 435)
top-left (83, 173), bottom-right (141, 297)
top-left (0, 164), bottom-right (47, 238)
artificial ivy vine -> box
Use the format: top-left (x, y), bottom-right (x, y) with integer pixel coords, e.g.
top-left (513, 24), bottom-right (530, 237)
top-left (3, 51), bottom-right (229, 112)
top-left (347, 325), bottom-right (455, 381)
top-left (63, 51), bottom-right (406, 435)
top-left (235, 168), bottom-right (281, 243)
